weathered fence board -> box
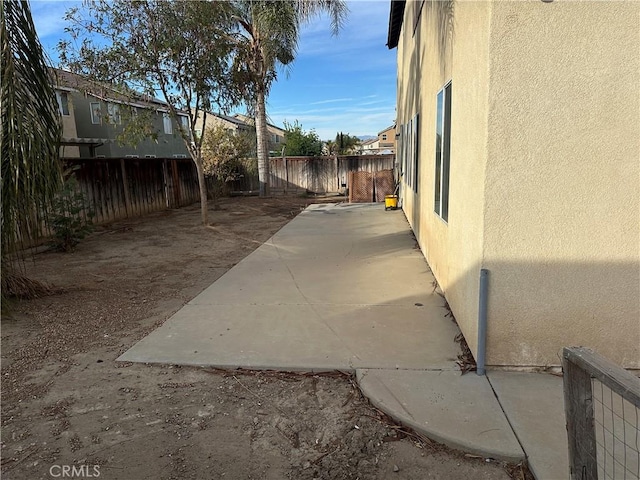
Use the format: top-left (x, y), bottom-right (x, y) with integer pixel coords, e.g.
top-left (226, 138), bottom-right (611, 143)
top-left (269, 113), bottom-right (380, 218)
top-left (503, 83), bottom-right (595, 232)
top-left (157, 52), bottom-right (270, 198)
top-left (62, 157), bottom-right (200, 226)
top-left (57, 154), bottom-right (395, 229)
top-left (230, 155), bottom-right (395, 194)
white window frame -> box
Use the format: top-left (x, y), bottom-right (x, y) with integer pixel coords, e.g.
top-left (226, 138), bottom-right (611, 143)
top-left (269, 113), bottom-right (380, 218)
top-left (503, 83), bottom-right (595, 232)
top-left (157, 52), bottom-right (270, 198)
top-left (107, 103), bottom-right (121, 124)
top-left (163, 112), bottom-right (173, 135)
top-left (90, 102), bottom-right (102, 124)
top-left (177, 114), bottom-right (190, 139)
top-left (434, 81), bottom-right (452, 222)
top-left (56, 92), bottom-right (69, 116)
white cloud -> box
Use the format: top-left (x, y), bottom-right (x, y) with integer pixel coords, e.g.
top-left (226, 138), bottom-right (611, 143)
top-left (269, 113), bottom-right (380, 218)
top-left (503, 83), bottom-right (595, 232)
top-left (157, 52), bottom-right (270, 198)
top-left (31, 1), bottom-right (78, 39)
top-left (310, 98), bottom-right (353, 105)
top-left (298, 1), bottom-right (392, 58)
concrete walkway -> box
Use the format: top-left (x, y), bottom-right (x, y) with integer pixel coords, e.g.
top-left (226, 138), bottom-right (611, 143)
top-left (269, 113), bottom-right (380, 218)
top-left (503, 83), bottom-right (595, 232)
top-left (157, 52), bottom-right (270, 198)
top-left (120, 203), bottom-right (569, 477)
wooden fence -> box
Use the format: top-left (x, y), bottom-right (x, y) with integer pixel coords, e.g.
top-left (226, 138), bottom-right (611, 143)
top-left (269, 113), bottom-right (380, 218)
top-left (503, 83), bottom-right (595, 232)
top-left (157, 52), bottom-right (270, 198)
top-left (562, 347), bottom-right (640, 480)
top-left (230, 155), bottom-right (396, 195)
top-left (62, 154), bottom-right (396, 226)
top-left (66, 157), bottom-right (200, 225)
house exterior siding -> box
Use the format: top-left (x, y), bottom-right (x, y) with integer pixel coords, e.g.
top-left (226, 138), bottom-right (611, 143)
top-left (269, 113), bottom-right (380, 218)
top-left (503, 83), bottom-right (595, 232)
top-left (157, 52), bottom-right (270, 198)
top-left (394, 0), bottom-right (639, 368)
top-left (56, 88), bottom-right (80, 158)
top-left (377, 125), bottom-right (397, 152)
top-left (70, 94), bottom-right (190, 158)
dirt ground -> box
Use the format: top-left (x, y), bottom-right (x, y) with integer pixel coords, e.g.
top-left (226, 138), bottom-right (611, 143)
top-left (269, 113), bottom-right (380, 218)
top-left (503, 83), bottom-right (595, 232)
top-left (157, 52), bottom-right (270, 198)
top-left (1, 196), bottom-right (521, 480)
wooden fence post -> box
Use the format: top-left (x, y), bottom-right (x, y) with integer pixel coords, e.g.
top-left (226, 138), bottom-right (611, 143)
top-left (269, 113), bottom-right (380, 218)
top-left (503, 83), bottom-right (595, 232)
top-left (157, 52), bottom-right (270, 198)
top-left (120, 158), bottom-right (132, 217)
top-left (563, 352), bottom-right (598, 480)
top-left (171, 159), bottom-right (181, 206)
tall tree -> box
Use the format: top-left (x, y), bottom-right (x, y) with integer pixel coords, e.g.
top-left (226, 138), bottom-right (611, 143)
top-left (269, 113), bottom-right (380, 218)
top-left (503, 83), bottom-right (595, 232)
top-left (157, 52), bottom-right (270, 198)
top-left (332, 131), bottom-right (361, 155)
top-left (59, 0), bottom-right (239, 225)
top-left (229, 0), bottom-right (347, 196)
top-left (1, 0), bottom-right (63, 295)
top-left (283, 120), bottom-right (322, 156)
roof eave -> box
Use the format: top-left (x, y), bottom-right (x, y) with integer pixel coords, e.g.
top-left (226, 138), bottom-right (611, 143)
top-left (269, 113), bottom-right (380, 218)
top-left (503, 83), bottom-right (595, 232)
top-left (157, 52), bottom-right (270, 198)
top-left (386, 0), bottom-right (406, 49)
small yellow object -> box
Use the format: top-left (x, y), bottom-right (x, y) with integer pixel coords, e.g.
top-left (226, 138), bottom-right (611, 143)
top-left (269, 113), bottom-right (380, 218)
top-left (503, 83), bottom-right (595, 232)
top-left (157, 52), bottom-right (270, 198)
top-left (385, 195), bottom-right (398, 210)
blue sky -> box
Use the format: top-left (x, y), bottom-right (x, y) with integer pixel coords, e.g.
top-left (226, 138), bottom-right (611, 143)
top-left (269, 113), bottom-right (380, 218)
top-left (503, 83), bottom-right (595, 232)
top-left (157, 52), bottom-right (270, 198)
top-left (32, 0), bottom-right (397, 141)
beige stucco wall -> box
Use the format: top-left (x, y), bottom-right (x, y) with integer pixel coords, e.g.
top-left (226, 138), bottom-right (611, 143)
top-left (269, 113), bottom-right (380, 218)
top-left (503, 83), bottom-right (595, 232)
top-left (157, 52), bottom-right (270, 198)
top-left (484, 1), bottom-right (640, 368)
top-left (59, 90), bottom-right (80, 158)
top-left (397, 1), bottom-right (492, 360)
top-left (378, 126), bottom-right (397, 151)
top-left (194, 112), bottom-right (238, 138)
top-left (396, 0), bottom-right (640, 368)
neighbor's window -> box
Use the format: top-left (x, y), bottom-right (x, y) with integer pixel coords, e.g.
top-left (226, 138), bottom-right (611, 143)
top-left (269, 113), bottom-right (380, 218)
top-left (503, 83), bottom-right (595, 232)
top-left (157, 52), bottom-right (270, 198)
top-left (90, 102), bottom-right (102, 124)
top-left (163, 113), bottom-right (173, 134)
top-left (178, 115), bottom-right (189, 138)
top-left (434, 82), bottom-right (451, 221)
top-left (382, 134), bottom-right (387, 141)
top-left (56, 92), bottom-right (69, 116)
top-left (107, 103), bottom-right (121, 124)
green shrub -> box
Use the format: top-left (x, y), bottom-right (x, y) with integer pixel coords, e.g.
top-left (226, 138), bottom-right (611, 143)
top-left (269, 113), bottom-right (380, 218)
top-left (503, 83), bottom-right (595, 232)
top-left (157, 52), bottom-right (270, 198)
top-left (49, 174), bottom-right (94, 252)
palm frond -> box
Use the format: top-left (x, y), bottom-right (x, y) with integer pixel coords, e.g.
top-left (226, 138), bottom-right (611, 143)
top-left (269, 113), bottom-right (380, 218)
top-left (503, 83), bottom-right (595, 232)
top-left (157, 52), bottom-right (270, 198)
top-left (1, 0), bottom-right (63, 262)
top-left (295, 0), bottom-right (349, 36)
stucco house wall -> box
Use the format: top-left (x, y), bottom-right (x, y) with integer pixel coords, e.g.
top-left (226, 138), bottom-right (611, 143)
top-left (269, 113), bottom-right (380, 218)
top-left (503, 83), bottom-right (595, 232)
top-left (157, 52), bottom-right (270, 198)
top-left (396, 0), bottom-right (491, 367)
top-left (70, 94), bottom-right (190, 158)
top-left (55, 87), bottom-right (80, 158)
top-left (483, 1), bottom-right (640, 367)
top-left (393, 0), bottom-right (639, 368)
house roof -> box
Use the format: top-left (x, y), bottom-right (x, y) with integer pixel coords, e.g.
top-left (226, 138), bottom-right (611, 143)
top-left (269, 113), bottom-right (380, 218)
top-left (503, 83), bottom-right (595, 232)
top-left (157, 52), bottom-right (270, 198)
top-left (377, 125), bottom-right (396, 136)
top-left (211, 113), bottom-right (250, 127)
top-left (51, 68), bottom-right (186, 114)
top-left (234, 114), bottom-right (286, 134)
top-left (207, 112), bottom-right (252, 128)
top-left (387, 0), bottom-right (406, 49)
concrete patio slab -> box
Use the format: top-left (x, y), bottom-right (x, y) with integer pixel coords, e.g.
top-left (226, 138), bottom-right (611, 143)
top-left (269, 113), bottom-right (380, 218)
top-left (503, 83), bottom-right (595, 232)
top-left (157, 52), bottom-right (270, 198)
top-left (120, 203), bottom-right (459, 372)
top-left (119, 202), bottom-right (545, 468)
top-left (357, 369), bottom-right (525, 463)
top-left (488, 372), bottom-right (568, 479)
top-left (119, 303), bottom-right (461, 371)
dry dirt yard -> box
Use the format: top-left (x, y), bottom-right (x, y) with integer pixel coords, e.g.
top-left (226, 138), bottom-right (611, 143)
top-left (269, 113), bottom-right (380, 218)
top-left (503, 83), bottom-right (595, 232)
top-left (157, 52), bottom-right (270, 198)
top-left (1, 196), bottom-right (521, 480)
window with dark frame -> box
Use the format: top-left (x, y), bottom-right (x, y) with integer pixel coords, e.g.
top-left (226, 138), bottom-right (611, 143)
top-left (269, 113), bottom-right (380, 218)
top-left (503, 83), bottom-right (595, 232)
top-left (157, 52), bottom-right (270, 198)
top-left (412, 113), bottom-right (419, 194)
top-left (434, 82), bottom-right (451, 221)
top-left (400, 114), bottom-right (420, 194)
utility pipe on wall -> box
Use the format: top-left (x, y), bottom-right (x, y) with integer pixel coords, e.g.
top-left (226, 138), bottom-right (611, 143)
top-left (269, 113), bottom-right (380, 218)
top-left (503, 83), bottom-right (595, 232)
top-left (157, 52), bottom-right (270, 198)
top-left (477, 269), bottom-right (489, 376)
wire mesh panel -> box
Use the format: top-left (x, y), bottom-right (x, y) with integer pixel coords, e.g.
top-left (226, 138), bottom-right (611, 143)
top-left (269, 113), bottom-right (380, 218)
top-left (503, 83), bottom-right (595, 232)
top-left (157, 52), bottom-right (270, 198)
top-left (592, 378), bottom-right (640, 479)
top-left (563, 347), bottom-right (640, 480)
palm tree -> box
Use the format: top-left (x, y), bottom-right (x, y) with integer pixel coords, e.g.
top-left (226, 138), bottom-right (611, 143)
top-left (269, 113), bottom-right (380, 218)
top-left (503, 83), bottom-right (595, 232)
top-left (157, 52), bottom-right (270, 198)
top-left (1, 0), bottom-right (63, 297)
top-left (229, 0), bottom-right (347, 196)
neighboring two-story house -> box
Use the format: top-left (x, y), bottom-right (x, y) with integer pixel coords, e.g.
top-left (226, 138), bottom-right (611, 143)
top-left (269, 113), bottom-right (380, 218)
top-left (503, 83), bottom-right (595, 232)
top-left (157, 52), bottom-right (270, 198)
top-left (52, 69), bottom-right (190, 159)
top-left (234, 113), bottom-right (286, 155)
top-left (194, 111), bottom-right (252, 140)
top-left (377, 125), bottom-right (396, 154)
top-left (360, 138), bottom-right (380, 155)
